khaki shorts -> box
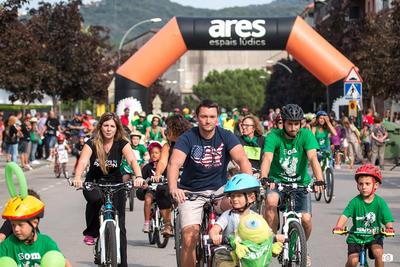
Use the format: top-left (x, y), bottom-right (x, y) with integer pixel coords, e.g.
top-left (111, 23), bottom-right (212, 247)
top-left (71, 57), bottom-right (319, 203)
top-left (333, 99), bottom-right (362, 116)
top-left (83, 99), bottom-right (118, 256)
top-left (179, 186), bottom-right (225, 228)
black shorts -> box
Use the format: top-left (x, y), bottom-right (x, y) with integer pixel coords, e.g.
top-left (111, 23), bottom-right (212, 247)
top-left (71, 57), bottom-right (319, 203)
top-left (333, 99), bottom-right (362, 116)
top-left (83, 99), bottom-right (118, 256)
top-left (136, 184), bottom-right (172, 210)
top-left (348, 238), bottom-right (383, 258)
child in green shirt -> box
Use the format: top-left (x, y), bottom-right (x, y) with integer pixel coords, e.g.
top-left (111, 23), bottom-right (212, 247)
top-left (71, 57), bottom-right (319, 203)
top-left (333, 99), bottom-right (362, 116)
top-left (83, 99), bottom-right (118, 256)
top-left (333, 164), bottom-right (394, 267)
top-left (0, 194), bottom-right (71, 267)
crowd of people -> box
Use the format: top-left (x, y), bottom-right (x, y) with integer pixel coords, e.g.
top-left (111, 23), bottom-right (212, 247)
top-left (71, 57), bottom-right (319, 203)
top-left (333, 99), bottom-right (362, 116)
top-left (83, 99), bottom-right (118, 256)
top-left (0, 101), bottom-right (397, 267)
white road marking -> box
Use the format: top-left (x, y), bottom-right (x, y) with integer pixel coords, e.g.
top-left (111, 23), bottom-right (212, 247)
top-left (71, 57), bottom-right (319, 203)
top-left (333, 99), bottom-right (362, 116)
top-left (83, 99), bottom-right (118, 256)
top-left (41, 187), bottom-right (48, 191)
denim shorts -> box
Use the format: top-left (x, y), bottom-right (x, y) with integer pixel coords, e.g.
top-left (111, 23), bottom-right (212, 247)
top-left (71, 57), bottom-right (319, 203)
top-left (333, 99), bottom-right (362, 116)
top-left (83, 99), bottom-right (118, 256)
top-left (266, 187), bottom-right (312, 215)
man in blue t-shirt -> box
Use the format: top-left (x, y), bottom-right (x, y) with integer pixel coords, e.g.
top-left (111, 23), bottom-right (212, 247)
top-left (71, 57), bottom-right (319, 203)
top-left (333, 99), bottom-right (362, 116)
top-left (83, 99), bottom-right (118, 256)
top-left (168, 99), bottom-right (252, 267)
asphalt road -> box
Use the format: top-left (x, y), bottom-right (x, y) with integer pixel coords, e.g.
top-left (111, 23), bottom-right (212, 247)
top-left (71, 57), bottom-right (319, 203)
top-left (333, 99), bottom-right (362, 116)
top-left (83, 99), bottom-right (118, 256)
top-left (0, 160), bottom-right (399, 266)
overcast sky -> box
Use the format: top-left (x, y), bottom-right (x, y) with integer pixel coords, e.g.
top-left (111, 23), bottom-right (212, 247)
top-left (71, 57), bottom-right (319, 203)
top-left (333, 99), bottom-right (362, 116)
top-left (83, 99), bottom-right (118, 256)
top-left (20, 0), bottom-right (274, 10)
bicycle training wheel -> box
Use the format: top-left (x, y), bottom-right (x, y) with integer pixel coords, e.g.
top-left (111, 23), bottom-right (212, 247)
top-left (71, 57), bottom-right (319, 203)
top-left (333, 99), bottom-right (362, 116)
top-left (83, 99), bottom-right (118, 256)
top-left (323, 168), bottom-right (334, 204)
top-left (104, 221), bottom-right (118, 267)
top-left (156, 214), bottom-right (169, 248)
top-left (287, 221), bottom-right (307, 267)
top-left (174, 211), bottom-right (182, 267)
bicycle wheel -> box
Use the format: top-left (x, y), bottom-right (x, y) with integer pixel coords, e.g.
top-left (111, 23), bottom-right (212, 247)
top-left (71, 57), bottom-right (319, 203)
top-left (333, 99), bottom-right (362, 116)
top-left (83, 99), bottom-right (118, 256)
top-left (314, 186), bottom-right (321, 201)
top-left (323, 168), bottom-right (334, 204)
top-left (174, 210), bottom-right (182, 267)
top-left (156, 212), bottom-right (169, 248)
top-left (148, 218), bottom-right (156, 245)
top-left (128, 188), bottom-right (135, 212)
top-left (104, 221), bottom-right (118, 267)
top-left (287, 221), bottom-right (307, 267)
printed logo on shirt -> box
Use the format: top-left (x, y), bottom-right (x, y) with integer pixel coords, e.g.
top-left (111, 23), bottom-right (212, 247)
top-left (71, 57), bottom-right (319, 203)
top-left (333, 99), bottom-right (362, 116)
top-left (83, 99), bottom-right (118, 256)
top-left (356, 212), bottom-right (377, 233)
top-left (18, 252), bottom-right (41, 262)
top-left (280, 148), bottom-right (299, 180)
top-left (94, 159), bottom-right (118, 168)
top-left (190, 144), bottom-right (224, 168)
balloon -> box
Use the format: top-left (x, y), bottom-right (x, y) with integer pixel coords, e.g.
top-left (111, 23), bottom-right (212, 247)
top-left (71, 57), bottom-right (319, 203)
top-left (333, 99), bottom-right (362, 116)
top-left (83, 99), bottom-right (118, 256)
top-left (0, 256), bottom-right (18, 267)
top-left (40, 250), bottom-right (66, 267)
top-left (5, 162), bottom-right (28, 199)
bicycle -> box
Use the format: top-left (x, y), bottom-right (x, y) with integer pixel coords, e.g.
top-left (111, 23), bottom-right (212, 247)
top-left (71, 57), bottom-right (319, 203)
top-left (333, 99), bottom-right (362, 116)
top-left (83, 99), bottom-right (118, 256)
top-left (79, 180), bottom-right (132, 267)
top-left (314, 150), bottom-right (334, 203)
top-left (174, 192), bottom-right (224, 267)
top-left (275, 182), bottom-right (313, 267)
top-left (333, 227), bottom-right (394, 267)
top-left (146, 178), bottom-right (170, 248)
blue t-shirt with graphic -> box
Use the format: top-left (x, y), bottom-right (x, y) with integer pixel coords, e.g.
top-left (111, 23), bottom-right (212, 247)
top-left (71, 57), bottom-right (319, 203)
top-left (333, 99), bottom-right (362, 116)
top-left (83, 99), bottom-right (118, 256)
top-left (174, 127), bottom-right (240, 191)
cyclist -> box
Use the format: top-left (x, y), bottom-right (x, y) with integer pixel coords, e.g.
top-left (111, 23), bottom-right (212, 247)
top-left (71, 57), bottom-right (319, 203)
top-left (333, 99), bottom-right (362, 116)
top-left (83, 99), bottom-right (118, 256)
top-left (168, 99), bottom-right (252, 267)
top-left (131, 111), bottom-right (150, 135)
top-left (209, 173), bottom-right (285, 266)
top-left (73, 112), bottom-right (143, 267)
top-left (0, 193), bottom-right (72, 266)
top-left (130, 131), bottom-right (149, 167)
top-left (260, 104), bottom-right (325, 264)
top-left (312, 111), bottom-right (337, 162)
top-left (333, 164), bottom-right (394, 267)
top-left (137, 141), bottom-right (173, 236)
top-left (238, 114), bottom-right (265, 170)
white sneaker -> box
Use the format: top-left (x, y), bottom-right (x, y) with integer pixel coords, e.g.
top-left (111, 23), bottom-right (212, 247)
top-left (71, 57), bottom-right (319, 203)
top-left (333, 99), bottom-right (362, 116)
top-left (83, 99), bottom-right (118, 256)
top-left (31, 160), bottom-right (40, 165)
top-left (46, 157), bottom-right (54, 162)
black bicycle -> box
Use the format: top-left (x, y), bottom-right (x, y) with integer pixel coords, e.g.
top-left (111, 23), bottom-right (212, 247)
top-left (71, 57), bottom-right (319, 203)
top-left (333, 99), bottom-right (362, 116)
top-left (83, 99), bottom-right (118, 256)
top-left (174, 192), bottom-right (224, 267)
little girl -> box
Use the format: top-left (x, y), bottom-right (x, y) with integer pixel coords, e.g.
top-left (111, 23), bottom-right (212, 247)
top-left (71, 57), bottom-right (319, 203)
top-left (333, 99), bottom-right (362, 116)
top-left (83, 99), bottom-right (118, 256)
top-left (136, 142), bottom-right (173, 236)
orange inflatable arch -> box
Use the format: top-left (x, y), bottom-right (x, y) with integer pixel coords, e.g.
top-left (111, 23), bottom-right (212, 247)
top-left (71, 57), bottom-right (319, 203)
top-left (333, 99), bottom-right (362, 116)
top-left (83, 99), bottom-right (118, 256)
top-left (116, 16), bottom-right (355, 110)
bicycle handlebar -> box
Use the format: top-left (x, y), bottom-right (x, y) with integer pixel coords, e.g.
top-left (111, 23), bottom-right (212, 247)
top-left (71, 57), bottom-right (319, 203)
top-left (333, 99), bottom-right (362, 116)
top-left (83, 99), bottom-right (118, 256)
top-left (333, 227), bottom-right (395, 238)
top-left (184, 192), bottom-right (225, 202)
top-left (276, 183), bottom-right (314, 193)
top-left (82, 181), bottom-right (133, 193)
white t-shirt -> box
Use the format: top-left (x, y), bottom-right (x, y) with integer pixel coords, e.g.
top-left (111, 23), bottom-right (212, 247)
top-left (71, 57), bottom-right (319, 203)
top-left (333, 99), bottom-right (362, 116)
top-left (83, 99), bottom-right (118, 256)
top-left (216, 209), bottom-right (255, 238)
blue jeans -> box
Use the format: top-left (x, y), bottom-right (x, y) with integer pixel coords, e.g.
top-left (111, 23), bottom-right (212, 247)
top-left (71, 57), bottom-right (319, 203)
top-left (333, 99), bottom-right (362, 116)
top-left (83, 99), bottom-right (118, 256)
top-left (30, 142), bottom-right (38, 162)
top-left (8, 143), bottom-right (18, 163)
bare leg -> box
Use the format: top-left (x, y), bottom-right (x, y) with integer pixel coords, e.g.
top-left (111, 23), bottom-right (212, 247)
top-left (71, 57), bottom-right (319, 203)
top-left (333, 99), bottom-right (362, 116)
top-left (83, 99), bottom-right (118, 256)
top-left (181, 225), bottom-right (200, 267)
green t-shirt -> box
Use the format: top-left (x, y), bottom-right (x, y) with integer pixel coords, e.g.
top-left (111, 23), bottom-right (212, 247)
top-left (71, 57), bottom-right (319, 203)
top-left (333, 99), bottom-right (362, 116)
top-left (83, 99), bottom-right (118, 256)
top-left (0, 233), bottom-right (61, 266)
top-left (131, 119), bottom-right (150, 135)
top-left (264, 128), bottom-right (319, 185)
top-left (314, 126), bottom-right (330, 150)
top-left (343, 194), bottom-right (394, 244)
top-left (133, 144), bottom-right (147, 165)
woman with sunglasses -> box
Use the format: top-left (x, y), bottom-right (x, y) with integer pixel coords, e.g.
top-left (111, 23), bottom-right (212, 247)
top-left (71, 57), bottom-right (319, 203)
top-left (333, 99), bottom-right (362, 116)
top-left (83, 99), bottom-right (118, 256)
top-left (145, 115), bottom-right (166, 144)
top-left (238, 114), bottom-right (265, 170)
top-left (73, 112), bottom-right (143, 267)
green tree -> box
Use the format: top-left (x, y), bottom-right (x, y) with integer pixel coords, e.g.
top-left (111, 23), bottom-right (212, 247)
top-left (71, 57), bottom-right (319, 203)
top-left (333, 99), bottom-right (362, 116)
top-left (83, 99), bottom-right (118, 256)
top-left (193, 69), bottom-right (267, 113)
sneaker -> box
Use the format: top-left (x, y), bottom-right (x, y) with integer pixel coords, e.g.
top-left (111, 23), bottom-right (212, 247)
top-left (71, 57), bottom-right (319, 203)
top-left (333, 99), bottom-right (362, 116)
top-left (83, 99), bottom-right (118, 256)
top-left (143, 222), bottom-right (150, 233)
top-left (46, 157), bottom-right (54, 162)
top-left (83, 235), bottom-right (95, 246)
top-left (31, 160), bottom-right (41, 165)
top-left (306, 254), bottom-right (311, 266)
top-left (161, 222), bottom-right (173, 236)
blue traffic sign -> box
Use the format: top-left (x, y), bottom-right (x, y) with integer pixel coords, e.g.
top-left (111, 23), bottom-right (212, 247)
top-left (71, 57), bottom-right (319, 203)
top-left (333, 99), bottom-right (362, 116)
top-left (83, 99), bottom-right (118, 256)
top-left (344, 82), bottom-right (362, 100)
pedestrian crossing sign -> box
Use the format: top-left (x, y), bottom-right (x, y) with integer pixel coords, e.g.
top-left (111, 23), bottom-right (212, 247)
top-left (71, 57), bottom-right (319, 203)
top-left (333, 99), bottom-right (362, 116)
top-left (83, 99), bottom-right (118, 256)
top-left (344, 82), bottom-right (362, 100)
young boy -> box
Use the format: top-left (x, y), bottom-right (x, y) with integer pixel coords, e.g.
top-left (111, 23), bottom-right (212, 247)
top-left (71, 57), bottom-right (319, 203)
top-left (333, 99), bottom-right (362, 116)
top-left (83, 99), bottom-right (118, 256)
top-left (0, 194), bottom-right (72, 266)
top-left (209, 173), bottom-right (284, 267)
top-left (54, 134), bottom-right (71, 178)
top-left (136, 142), bottom-right (172, 236)
top-left (333, 164), bottom-right (395, 267)
top-left (130, 131), bottom-right (149, 167)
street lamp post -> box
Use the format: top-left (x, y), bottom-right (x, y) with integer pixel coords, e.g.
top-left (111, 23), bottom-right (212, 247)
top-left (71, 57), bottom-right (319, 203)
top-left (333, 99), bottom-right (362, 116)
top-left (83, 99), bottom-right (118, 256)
top-left (118, 17), bottom-right (162, 65)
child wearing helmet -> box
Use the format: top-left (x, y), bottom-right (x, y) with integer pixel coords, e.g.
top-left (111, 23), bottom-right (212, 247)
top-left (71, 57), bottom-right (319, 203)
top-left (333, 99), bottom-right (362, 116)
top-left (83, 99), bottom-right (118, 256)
top-left (209, 173), bottom-right (284, 267)
top-left (54, 134), bottom-right (71, 178)
top-left (0, 194), bottom-right (72, 266)
top-left (136, 141), bottom-right (173, 236)
top-left (333, 164), bottom-right (394, 267)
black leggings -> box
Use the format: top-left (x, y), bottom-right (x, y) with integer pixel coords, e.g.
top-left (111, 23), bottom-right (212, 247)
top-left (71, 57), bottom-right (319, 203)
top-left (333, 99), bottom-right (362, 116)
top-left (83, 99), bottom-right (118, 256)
top-left (83, 189), bottom-right (127, 267)
top-left (136, 184), bottom-right (172, 209)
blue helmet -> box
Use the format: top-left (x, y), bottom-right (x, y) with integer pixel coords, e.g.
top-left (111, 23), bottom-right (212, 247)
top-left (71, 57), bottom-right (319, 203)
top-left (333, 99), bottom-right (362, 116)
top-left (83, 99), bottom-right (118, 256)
top-left (316, 111), bottom-right (328, 118)
top-left (224, 173), bottom-right (260, 194)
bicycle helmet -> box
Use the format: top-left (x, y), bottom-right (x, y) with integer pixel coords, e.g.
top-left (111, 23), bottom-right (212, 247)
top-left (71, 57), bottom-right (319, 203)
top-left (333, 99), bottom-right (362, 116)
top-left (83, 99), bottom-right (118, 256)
top-left (281, 104), bottom-right (304, 121)
top-left (2, 195), bottom-right (44, 221)
top-left (316, 111), bottom-right (328, 118)
top-left (57, 134), bottom-right (65, 142)
top-left (355, 164), bottom-right (382, 184)
top-left (147, 141), bottom-right (162, 153)
top-left (130, 130), bottom-right (142, 138)
top-left (224, 173), bottom-right (260, 194)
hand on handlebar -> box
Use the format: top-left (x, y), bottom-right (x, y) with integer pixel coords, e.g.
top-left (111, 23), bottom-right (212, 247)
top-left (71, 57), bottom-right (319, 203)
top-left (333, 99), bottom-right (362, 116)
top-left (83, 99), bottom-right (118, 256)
top-left (332, 226), bottom-right (347, 235)
top-left (134, 177), bottom-right (145, 188)
top-left (151, 175), bottom-right (162, 183)
top-left (382, 227), bottom-right (395, 237)
top-left (313, 180), bottom-right (325, 192)
top-left (73, 178), bottom-right (83, 189)
top-left (170, 187), bottom-right (186, 204)
top-left (260, 177), bottom-right (275, 190)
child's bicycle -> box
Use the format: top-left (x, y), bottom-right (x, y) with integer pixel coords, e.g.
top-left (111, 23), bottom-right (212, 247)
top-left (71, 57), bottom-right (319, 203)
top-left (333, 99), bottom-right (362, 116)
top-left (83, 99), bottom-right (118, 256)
top-left (333, 227), bottom-right (395, 267)
top-left (276, 182), bottom-right (313, 267)
top-left (314, 150), bottom-right (334, 203)
top-left (76, 179), bottom-right (132, 267)
top-left (174, 192), bottom-right (224, 267)
top-left (145, 178), bottom-right (170, 248)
